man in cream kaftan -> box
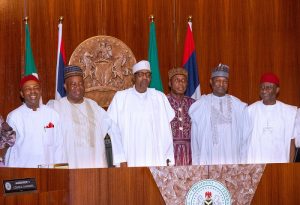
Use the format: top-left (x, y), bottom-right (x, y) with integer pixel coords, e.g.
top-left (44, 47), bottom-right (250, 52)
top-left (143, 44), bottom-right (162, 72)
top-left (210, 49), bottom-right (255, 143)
top-left (48, 66), bottom-right (126, 168)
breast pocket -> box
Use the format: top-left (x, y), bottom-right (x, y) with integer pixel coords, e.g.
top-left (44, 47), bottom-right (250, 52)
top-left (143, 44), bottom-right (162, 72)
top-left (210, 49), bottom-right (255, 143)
top-left (44, 128), bottom-right (55, 146)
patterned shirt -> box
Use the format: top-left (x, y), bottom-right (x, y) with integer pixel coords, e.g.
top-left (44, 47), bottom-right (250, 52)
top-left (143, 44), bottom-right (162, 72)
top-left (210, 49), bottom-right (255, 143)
top-left (0, 115), bottom-right (16, 166)
top-left (0, 115), bottom-right (15, 149)
top-left (167, 94), bottom-right (195, 165)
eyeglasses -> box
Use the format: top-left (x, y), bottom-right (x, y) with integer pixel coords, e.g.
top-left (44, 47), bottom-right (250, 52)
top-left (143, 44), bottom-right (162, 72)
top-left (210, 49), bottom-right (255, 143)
top-left (260, 85), bottom-right (275, 91)
top-left (135, 72), bottom-right (151, 78)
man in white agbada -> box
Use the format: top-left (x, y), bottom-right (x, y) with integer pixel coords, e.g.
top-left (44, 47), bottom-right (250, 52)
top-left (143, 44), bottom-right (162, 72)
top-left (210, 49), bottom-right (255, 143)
top-left (48, 66), bottom-right (126, 168)
top-left (107, 60), bottom-right (175, 167)
top-left (5, 75), bottom-right (64, 168)
top-left (246, 73), bottom-right (297, 163)
top-left (189, 63), bottom-right (247, 165)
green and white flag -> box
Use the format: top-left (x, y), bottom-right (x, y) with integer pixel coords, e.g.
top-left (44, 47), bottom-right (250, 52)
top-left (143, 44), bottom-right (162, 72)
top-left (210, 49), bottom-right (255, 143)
top-left (148, 21), bottom-right (163, 91)
top-left (24, 23), bottom-right (38, 77)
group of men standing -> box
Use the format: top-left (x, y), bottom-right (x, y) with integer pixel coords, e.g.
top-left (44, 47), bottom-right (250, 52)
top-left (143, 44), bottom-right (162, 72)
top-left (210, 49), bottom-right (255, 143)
top-left (0, 60), bottom-right (298, 168)
top-left (189, 64), bottom-right (298, 165)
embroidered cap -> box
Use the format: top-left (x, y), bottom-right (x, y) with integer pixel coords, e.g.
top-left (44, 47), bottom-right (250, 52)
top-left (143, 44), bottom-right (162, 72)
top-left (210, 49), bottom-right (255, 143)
top-left (64, 65), bottom-right (83, 79)
top-left (211, 63), bottom-right (229, 78)
top-left (168, 67), bottom-right (188, 80)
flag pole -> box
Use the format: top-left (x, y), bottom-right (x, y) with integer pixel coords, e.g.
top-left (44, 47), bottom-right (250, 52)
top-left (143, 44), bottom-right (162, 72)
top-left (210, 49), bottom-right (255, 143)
top-left (59, 16), bottom-right (64, 24)
top-left (55, 16), bottom-right (67, 99)
top-left (24, 16), bottom-right (28, 24)
top-left (22, 16), bottom-right (28, 76)
top-left (188, 16), bottom-right (192, 31)
top-left (149, 14), bottom-right (154, 22)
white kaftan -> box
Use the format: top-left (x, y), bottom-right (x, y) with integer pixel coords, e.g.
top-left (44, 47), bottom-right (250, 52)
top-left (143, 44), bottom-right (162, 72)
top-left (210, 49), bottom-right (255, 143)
top-left (189, 94), bottom-right (247, 165)
top-left (246, 101), bottom-right (297, 163)
top-left (107, 87), bottom-right (175, 167)
top-left (48, 97), bottom-right (125, 168)
top-left (5, 104), bottom-right (64, 168)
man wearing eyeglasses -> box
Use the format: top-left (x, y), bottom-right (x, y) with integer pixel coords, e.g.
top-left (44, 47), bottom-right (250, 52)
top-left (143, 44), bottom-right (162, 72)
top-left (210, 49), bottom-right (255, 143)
top-left (108, 60), bottom-right (175, 167)
top-left (246, 73), bottom-right (298, 163)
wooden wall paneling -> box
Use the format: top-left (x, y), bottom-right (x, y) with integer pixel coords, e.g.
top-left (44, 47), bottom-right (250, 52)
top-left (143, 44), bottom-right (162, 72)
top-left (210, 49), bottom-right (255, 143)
top-left (44, 169), bottom-right (69, 191)
top-left (0, 168), bottom-right (69, 205)
top-left (247, 0), bottom-right (300, 105)
top-left (108, 168), bottom-right (151, 204)
top-left (143, 168), bottom-right (166, 205)
top-left (107, 168), bottom-right (165, 205)
top-left (26, 0), bottom-right (104, 103)
top-left (102, 0), bottom-right (149, 60)
top-left (102, 0), bottom-right (175, 91)
top-left (38, 169), bottom-right (69, 205)
top-left (3, 194), bottom-right (39, 205)
top-left (274, 0), bottom-right (300, 106)
top-left (27, 0), bottom-right (57, 104)
top-left (0, 0), bottom-right (299, 115)
top-left (175, 0), bottom-right (211, 95)
top-left (108, 167), bottom-right (144, 204)
top-left (38, 190), bottom-right (69, 205)
top-left (293, 162), bottom-right (300, 203)
top-left (224, 1), bottom-right (251, 103)
top-left (3, 165), bottom-right (300, 204)
top-left (0, 0), bottom-right (23, 117)
top-left (68, 168), bottom-right (165, 205)
top-left (175, 0), bottom-right (300, 105)
top-left (147, 0), bottom-right (176, 92)
top-left (69, 168), bottom-right (109, 205)
top-left (252, 163), bottom-right (300, 204)
top-left (176, 0), bottom-right (251, 102)
top-left (0, 167), bottom-right (165, 205)
top-left (64, 0), bottom-right (104, 53)
top-left (0, 167), bottom-right (39, 198)
top-left (248, 0), bottom-right (277, 104)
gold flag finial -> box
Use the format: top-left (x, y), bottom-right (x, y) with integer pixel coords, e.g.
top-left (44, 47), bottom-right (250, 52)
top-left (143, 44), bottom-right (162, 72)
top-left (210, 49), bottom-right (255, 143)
top-left (188, 15), bottom-right (192, 22)
top-left (149, 14), bottom-right (155, 22)
top-left (59, 16), bottom-right (64, 23)
top-left (24, 16), bottom-right (29, 24)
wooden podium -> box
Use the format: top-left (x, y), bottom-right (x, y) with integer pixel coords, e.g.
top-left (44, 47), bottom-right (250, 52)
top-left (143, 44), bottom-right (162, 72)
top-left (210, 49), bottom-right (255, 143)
top-left (251, 163), bottom-right (300, 204)
top-left (0, 167), bottom-right (164, 205)
top-left (1, 164), bottom-right (300, 204)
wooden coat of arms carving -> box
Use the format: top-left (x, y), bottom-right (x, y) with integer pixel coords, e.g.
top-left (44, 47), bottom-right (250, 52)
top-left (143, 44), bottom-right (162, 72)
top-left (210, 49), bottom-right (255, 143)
top-left (69, 35), bottom-right (136, 107)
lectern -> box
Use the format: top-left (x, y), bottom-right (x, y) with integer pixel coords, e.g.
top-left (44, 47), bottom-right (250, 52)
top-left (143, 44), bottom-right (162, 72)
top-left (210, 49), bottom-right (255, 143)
top-left (0, 167), bottom-right (164, 205)
top-left (1, 164), bottom-right (300, 204)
